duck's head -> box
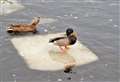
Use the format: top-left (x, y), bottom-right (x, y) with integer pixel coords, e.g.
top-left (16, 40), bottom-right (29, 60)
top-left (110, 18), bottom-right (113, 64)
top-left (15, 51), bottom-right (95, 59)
top-left (66, 28), bottom-right (77, 45)
top-left (7, 26), bottom-right (13, 33)
top-left (31, 17), bottom-right (40, 25)
top-left (66, 28), bottom-right (74, 36)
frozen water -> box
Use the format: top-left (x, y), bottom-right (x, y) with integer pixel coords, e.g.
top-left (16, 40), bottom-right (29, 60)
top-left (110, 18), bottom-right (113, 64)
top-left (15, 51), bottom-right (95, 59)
top-left (64, 15), bottom-right (68, 17)
top-left (40, 18), bottom-right (57, 24)
top-left (11, 33), bottom-right (98, 71)
top-left (109, 19), bottom-right (113, 22)
top-left (74, 16), bottom-right (78, 19)
top-left (0, 0), bottom-right (24, 15)
top-left (113, 25), bottom-right (118, 27)
top-left (57, 78), bottom-right (62, 81)
top-left (44, 29), bottom-right (48, 32)
top-left (56, 16), bottom-right (61, 18)
top-left (70, 14), bottom-right (73, 16)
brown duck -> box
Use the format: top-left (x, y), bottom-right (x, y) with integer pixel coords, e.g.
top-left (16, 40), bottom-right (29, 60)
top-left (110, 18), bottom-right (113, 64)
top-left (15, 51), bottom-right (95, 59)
top-left (7, 17), bottom-right (40, 33)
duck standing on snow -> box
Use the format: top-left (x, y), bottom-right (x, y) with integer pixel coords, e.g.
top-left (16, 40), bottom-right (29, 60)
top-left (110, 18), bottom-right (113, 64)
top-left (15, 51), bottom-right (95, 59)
top-left (7, 17), bottom-right (40, 34)
top-left (49, 28), bottom-right (77, 52)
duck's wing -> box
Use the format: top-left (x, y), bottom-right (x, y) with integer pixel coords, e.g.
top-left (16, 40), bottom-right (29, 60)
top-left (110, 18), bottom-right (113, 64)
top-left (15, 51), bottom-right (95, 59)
top-left (10, 24), bottom-right (21, 27)
top-left (49, 37), bottom-right (66, 43)
top-left (54, 38), bottom-right (69, 46)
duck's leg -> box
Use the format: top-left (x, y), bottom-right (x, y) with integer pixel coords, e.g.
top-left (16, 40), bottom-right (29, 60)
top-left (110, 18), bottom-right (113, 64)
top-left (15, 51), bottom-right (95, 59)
top-left (33, 29), bottom-right (38, 34)
top-left (65, 45), bottom-right (70, 50)
top-left (59, 46), bottom-right (66, 53)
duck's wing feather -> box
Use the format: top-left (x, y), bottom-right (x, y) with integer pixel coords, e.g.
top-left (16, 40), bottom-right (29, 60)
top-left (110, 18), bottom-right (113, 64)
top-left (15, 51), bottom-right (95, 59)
top-left (54, 38), bottom-right (69, 46)
top-left (49, 37), bottom-right (66, 43)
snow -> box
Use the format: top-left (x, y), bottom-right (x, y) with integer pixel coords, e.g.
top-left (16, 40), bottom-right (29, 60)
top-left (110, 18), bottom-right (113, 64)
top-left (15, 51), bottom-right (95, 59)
top-left (0, 0), bottom-right (24, 15)
top-left (44, 29), bottom-right (48, 32)
top-left (11, 33), bottom-right (98, 71)
top-left (109, 19), bottom-right (113, 22)
top-left (57, 78), bottom-right (63, 81)
top-left (74, 16), bottom-right (78, 19)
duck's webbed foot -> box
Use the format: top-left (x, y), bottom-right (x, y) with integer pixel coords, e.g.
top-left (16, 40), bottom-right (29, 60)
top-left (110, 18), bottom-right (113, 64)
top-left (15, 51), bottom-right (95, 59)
top-left (33, 29), bottom-right (38, 34)
top-left (65, 46), bottom-right (70, 50)
top-left (59, 46), bottom-right (67, 53)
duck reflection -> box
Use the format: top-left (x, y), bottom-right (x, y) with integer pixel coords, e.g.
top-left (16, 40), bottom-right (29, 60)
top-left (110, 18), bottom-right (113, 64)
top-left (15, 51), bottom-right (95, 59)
top-left (49, 50), bottom-right (76, 73)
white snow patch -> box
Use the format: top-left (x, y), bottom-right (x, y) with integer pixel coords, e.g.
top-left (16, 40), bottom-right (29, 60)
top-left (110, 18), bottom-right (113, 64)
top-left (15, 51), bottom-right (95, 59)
top-left (11, 33), bottom-right (98, 71)
top-left (0, 0), bottom-right (24, 15)
top-left (57, 78), bottom-right (62, 82)
top-left (70, 14), bottom-right (73, 16)
top-left (64, 14), bottom-right (68, 17)
top-left (84, 13), bottom-right (89, 17)
top-left (12, 73), bottom-right (16, 77)
top-left (74, 16), bottom-right (78, 19)
top-left (113, 25), bottom-right (118, 27)
top-left (40, 18), bottom-right (57, 24)
top-left (44, 29), bottom-right (48, 32)
top-left (109, 19), bottom-right (113, 22)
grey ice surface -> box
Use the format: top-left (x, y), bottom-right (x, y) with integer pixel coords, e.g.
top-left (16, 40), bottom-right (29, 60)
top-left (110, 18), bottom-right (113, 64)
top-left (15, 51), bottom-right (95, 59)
top-left (0, 0), bottom-right (119, 82)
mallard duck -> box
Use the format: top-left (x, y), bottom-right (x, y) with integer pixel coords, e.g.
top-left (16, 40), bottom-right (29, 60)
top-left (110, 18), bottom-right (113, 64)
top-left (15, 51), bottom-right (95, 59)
top-left (7, 17), bottom-right (40, 33)
top-left (49, 28), bottom-right (77, 52)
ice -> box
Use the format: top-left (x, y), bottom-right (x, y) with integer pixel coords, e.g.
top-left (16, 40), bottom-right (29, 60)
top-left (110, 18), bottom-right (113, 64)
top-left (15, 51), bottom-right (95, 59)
top-left (57, 78), bottom-right (62, 81)
top-left (40, 18), bottom-right (57, 24)
top-left (70, 14), bottom-right (73, 16)
top-left (0, 0), bottom-right (24, 15)
top-left (44, 29), bottom-right (48, 32)
top-left (109, 19), bottom-right (113, 22)
top-left (74, 16), bottom-right (78, 19)
top-left (64, 14), bottom-right (68, 16)
top-left (113, 25), bottom-right (118, 27)
top-left (11, 33), bottom-right (98, 71)
top-left (12, 73), bottom-right (16, 77)
top-left (84, 13), bottom-right (89, 17)
top-left (56, 16), bottom-right (62, 18)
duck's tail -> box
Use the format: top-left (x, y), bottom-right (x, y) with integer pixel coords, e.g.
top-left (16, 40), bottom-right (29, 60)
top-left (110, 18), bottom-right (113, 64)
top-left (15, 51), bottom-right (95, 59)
top-left (49, 39), bottom-right (55, 43)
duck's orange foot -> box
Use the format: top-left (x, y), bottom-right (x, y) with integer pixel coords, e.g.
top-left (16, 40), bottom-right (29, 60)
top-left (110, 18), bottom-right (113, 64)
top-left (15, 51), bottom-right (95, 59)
top-left (59, 46), bottom-right (67, 54)
top-left (65, 46), bottom-right (70, 50)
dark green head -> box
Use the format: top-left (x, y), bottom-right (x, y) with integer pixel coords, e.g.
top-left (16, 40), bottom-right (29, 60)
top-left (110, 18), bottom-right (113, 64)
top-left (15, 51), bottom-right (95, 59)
top-left (66, 28), bottom-right (74, 36)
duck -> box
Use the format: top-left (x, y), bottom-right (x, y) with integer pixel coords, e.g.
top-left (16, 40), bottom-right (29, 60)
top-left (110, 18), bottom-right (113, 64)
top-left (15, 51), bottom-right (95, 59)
top-left (49, 28), bottom-right (77, 52)
top-left (7, 17), bottom-right (40, 34)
